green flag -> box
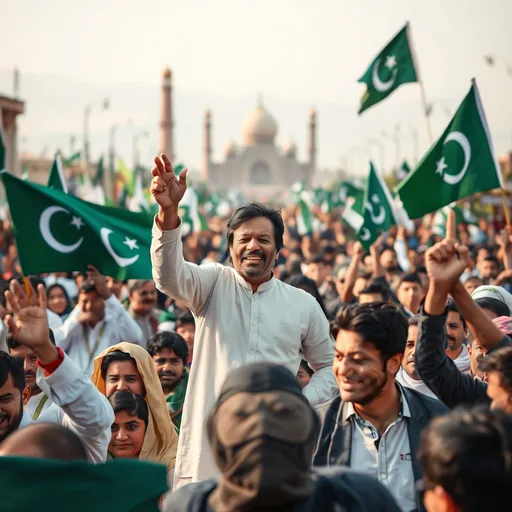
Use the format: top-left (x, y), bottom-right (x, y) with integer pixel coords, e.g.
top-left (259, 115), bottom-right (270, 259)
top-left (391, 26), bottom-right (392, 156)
top-left (0, 109), bottom-right (6, 171)
top-left (62, 151), bottom-right (81, 167)
top-left (396, 160), bottom-right (411, 181)
top-left (340, 183), bottom-right (365, 231)
top-left (358, 162), bottom-right (397, 250)
top-left (2, 171), bottom-right (154, 279)
top-left (47, 154), bottom-right (67, 192)
top-left (358, 23), bottom-right (418, 114)
top-left (93, 156), bottom-right (104, 187)
top-left (397, 80), bottom-right (503, 219)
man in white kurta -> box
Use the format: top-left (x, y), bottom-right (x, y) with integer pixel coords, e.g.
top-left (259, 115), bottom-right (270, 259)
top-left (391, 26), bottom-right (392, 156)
top-left (151, 218), bottom-right (337, 488)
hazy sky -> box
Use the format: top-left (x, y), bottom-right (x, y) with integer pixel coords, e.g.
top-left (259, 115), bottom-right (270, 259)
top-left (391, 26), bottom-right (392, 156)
top-left (2, 0), bottom-right (512, 176)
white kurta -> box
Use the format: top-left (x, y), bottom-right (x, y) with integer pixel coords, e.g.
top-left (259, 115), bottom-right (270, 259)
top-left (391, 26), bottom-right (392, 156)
top-left (151, 219), bottom-right (337, 489)
top-left (20, 352), bottom-right (114, 463)
top-left (25, 391), bottom-right (53, 420)
top-left (54, 295), bottom-right (144, 375)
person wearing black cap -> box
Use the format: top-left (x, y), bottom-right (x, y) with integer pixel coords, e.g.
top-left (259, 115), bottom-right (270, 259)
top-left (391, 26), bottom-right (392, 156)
top-left (164, 363), bottom-right (400, 512)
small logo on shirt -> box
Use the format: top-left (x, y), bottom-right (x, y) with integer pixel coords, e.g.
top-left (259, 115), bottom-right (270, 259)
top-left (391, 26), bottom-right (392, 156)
top-left (400, 453), bottom-right (412, 461)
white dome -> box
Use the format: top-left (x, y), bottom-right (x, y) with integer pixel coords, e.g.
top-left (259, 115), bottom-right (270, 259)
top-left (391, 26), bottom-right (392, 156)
top-left (242, 99), bottom-right (278, 146)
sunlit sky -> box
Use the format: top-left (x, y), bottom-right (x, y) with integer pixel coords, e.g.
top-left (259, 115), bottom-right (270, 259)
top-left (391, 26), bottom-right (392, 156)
top-left (2, 0), bottom-right (512, 176)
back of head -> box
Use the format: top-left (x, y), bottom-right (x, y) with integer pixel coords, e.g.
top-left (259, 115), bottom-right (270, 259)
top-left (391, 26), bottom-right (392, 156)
top-left (0, 423), bottom-right (87, 461)
top-left (336, 302), bottom-right (408, 359)
top-left (418, 406), bottom-right (512, 512)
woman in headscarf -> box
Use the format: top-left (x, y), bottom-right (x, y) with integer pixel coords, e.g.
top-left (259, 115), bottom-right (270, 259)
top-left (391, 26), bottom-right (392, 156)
top-left (46, 283), bottom-right (73, 320)
top-left (92, 342), bottom-right (178, 471)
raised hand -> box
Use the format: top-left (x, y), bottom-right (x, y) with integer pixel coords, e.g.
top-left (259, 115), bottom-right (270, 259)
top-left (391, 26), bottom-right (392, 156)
top-left (87, 264), bottom-right (111, 299)
top-left (352, 241), bottom-right (365, 259)
top-left (150, 154), bottom-right (188, 209)
top-left (4, 280), bottom-right (51, 350)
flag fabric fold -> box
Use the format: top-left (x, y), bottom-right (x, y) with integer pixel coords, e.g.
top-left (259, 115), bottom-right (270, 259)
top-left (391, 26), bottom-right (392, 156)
top-left (47, 154), bottom-right (68, 193)
top-left (397, 80), bottom-right (503, 219)
top-left (2, 171), bottom-right (153, 279)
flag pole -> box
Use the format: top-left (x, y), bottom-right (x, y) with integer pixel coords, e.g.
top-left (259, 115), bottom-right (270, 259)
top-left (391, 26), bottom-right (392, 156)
top-left (406, 21), bottom-right (434, 144)
top-left (501, 190), bottom-right (511, 228)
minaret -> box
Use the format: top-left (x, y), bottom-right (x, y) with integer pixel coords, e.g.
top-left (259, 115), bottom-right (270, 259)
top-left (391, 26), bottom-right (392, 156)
top-left (159, 67), bottom-right (174, 160)
top-left (308, 108), bottom-right (317, 174)
top-left (202, 109), bottom-right (212, 181)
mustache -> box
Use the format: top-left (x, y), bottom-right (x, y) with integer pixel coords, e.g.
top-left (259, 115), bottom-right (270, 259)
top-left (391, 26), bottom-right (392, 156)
top-left (159, 371), bottom-right (176, 377)
top-left (142, 298), bottom-right (155, 304)
top-left (447, 336), bottom-right (456, 344)
top-left (24, 371), bottom-right (36, 378)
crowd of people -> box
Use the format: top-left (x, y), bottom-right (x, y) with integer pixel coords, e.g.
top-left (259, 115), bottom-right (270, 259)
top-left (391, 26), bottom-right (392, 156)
top-left (0, 152), bottom-right (512, 511)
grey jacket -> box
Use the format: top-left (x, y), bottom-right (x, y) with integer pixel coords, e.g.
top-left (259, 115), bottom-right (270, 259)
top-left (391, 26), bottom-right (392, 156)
top-left (313, 386), bottom-right (448, 512)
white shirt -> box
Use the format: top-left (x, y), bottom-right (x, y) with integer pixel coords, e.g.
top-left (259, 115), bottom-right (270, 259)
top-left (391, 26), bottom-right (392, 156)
top-left (20, 352), bottom-right (114, 463)
top-left (54, 295), bottom-right (144, 375)
top-left (395, 367), bottom-right (439, 400)
top-left (453, 344), bottom-right (472, 374)
top-left (345, 388), bottom-right (416, 512)
top-left (151, 219), bottom-right (337, 489)
top-left (25, 391), bottom-right (53, 421)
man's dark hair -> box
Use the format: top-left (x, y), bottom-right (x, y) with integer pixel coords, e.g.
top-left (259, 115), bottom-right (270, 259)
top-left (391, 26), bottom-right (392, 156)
top-left (146, 331), bottom-right (188, 364)
top-left (483, 255), bottom-right (499, 265)
top-left (108, 390), bottom-right (149, 428)
top-left (7, 329), bottom-right (56, 351)
top-left (79, 281), bottom-right (97, 295)
top-left (378, 246), bottom-right (397, 257)
top-left (418, 406), bottom-right (512, 512)
top-left (306, 254), bottom-right (325, 266)
top-left (397, 272), bottom-right (422, 288)
top-left (408, 316), bottom-right (420, 328)
top-left (475, 297), bottom-right (510, 318)
top-left (0, 351), bottom-right (25, 392)
top-left (100, 350), bottom-right (137, 380)
top-left (446, 299), bottom-right (467, 330)
top-left (16, 275), bottom-right (45, 292)
top-left (479, 346), bottom-right (512, 396)
top-left (175, 310), bottom-right (194, 329)
top-left (226, 202), bottom-right (284, 252)
top-left (336, 302), bottom-right (408, 360)
top-left (0, 279), bottom-right (10, 308)
top-left (359, 283), bottom-right (390, 302)
top-left (299, 359), bottom-right (314, 377)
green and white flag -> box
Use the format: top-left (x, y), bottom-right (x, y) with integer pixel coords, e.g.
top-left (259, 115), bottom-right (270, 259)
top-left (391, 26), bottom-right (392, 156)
top-left (296, 196), bottom-right (313, 235)
top-left (396, 161), bottom-right (411, 181)
top-left (62, 151), bottom-right (81, 167)
top-left (358, 23), bottom-right (418, 114)
top-left (83, 157), bottom-right (105, 205)
top-left (179, 187), bottom-right (208, 237)
top-left (397, 80), bottom-right (503, 219)
top-left (0, 109), bottom-right (6, 171)
top-left (358, 162), bottom-right (397, 250)
top-left (47, 154), bottom-right (67, 193)
top-left (340, 183), bottom-right (365, 231)
top-left (128, 170), bottom-right (150, 213)
top-left (1, 171), bottom-right (153, 279)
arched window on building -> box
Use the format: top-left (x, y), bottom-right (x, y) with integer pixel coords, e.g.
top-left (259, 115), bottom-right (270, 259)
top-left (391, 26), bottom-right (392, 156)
top-left (250, 160), bottom-right (271, 185)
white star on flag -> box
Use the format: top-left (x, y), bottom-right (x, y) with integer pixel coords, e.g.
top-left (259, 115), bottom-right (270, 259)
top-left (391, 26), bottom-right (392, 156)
top-left (436, 157), bottom-right (448, 176)
top-left (70, 216), bottom-right (84, 230)
top-left (385, 55), bottom-right (397, 69)
top-left (123, 237), bottom-right (139, 250)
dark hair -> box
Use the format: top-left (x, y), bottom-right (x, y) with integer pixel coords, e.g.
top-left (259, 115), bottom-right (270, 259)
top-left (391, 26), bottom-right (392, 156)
top-left (0, 350), bottom-right (25, 392)
top-left (398, 272), bottom-right (422, 288)
top-left (226, 201), bottom-right (284, 252)
top-left (306, 254), bottom-right (325, 265)
top-left (475, 297), bottom-right (510, 318)
top-left (329, 319), bottom-right (339, 340)
top-left (7, 329), bottom-right (56, 351)
top-left (46, 283), bottom-right (73, 317)
top-left (175, 310), bottom-right (194, 329)
top-left (446, 299), bottom-right (467, 330)
top-left (285, 274), bottom-right (328, 318)
top-left (108, 390), bottom-right (149, 428)
top-left (479, 346), bottom-right (512, 395)
top-left (146, 331), bottom-right (188, 364)
top-left (379, 246), bottom-right (396, 257)
top-left (359, 283), bottom-right (390, 302)
top-left (483, 255), bottom-right (499, 265)
top-left (336, 302), bottom-right (408, 360)
top-left (100, 350), bottom-right (137, 380)
top-left (16, 275), bottom-right (45, 292)
top-left (79, 280), bottom-right (97, 295)
top-left (299, 359), bottom-right (314, 377)
top-left (418, 406), bottom-right (512, 512)
top-left (408, 316), bottom-right (420, 327)
top-left (0, 279), bottom-right (10, 308)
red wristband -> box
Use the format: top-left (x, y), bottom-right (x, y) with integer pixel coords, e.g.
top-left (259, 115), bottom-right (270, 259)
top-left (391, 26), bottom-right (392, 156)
top-left (37, 347), bottom-right (65, 376)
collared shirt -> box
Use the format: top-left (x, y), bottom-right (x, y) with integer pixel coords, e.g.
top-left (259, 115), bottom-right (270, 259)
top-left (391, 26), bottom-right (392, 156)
top-left (344, 387), bottom-right (416, 512)
top-left (395, 367), bottom-right (439, 400)
top-left (54, 295), bottom-right (144, 375)
top-left (151, 219), bottom-right (337, 488)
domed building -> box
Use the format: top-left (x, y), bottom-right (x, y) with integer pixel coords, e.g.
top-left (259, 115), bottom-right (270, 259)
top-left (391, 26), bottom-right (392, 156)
top-left (202, 98), bottom-right (317, 198)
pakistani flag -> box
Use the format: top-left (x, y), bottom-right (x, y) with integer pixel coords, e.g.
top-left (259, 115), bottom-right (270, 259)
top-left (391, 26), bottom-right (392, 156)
top-left (1, 171), bottom-right (153, 279)
top-left (396, 161), bottom-right (411, 181)
top-left (179, 187), bottom-right (208, 237)
top-left (358, 162), bottom-right (397, 250)
top-left (62, 151), bottom-right (81, 167)
top-left (358, 23), bottom-right (418, 114)
top-left (0, 109), bottom-right (5, 171)
top-left (397, 80), bottom-right (503, 219)
top-left (47, 154), bottom-right (67, 192)
top-left (340, 183), bottom-right (365, 231)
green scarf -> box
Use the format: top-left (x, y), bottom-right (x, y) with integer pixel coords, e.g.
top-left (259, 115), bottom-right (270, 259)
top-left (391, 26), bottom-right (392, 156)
top-left (166, 368), bottom-right (189, 433)
top-left (0, 457), bottom-right (168, 512)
